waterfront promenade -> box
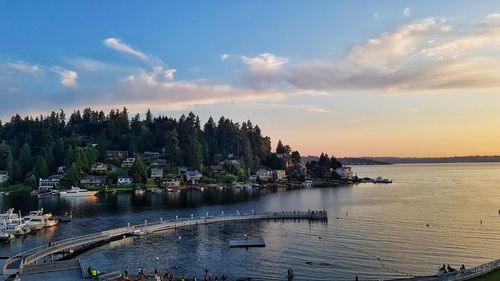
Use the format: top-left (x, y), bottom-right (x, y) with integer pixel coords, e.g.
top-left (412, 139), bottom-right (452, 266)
top-left (2, 209), bottom-right (327, 279)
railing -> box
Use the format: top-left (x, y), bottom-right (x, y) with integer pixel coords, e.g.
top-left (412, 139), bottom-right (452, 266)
top-left (435, 258), bottom-right (500, 281)
top-left (4, 209), bottom-right (326, 277)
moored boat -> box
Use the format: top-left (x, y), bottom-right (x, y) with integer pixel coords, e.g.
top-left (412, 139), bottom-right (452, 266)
top-left (59, 186), bottom-right (98, 197)
top-left (23, 209), bottom-right (58, 230)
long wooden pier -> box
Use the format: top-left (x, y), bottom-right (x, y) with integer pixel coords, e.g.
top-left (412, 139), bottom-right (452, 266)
top-left (3, 209), bottom-right (327, 279)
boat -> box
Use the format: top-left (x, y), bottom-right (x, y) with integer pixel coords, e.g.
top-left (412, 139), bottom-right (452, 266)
top-left (0, 208), bottom-right (19, 221)
top-left (134, 189), bottom-right (145, 195)
top-left (0, 231), bottom-right (14, 242)
top-left (302, 180), bottom-right (314, 188)
top-left (0, 214), bottom-right (31, 236)
top-left (374, 176), bottom-right (392, 184)
top-left (59, 186), bottom-right (98, 197)
top-left (23, 209), bottom-right (58, 230)
top-left (53, 211), bottom-right (72, 222)
top-left (151, 188), bottom-right (163, 193)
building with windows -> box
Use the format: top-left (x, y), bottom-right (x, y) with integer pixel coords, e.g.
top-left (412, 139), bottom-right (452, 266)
top-left (121, 158), bottom-right (135, 168)
top-left (117, 176), bottom-right (133, 185)
top-left (39, 175), bottom-right (62, 191)
top-left (0, 171), bottom-right (9, 184)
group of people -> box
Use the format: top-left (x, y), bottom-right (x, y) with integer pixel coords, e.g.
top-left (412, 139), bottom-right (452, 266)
top-left (117, 266), bottom-right (228, 281)
top-left (438, 264), bottom-right (466, 274)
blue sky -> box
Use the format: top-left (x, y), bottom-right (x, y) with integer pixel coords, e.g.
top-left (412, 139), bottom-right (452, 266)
top-left (1, 1), bottom-right (500, 156)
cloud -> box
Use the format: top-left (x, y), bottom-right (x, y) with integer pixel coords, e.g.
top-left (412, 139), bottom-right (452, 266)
top-left (484, 13), bottom-right (500, 24)
top-left (403, 7), bottom-right (412, 18)
top-left (104, 38), bottom-right (148, 61)
top-left (241, 53), bottom-right (288, 73)
top-left (285, 15), bottom-right (500, 92)
top-left (57, 69), bottom-right (78, 88)
top-left (7, 62), bottom-right (40, 73)
top-left (220, 54), bottom-right (230, 61)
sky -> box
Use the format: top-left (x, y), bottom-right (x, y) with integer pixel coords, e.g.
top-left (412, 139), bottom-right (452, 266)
top-left (1, 1), bottom-right (500, 157)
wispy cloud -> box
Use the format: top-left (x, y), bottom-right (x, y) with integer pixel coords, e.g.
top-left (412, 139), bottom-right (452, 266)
top-left (403, 7), bottom-right (412, 18)
top-left (104, 38), bottom-right (148, 61)
top-left (241, 53), bottom-right (288, 73)
top-left (7, 62), bottom-right (41, 73)
top-left (220, 54), bottom-right (230, 61)
top-left (55, 69), bottom-right (78, 88)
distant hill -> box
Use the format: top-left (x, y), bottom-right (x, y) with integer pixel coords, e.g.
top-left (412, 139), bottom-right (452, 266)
top-left (369, 156), bottom-right (500, 164)
top-left (338, 157), bottom-right (390, 165)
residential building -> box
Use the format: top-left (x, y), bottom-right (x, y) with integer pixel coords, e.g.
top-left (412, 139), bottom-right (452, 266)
top-left (249, 175), bottom-right (257, 181)
top-left (121, 158), bottom-right (135, 168)
top-left (39, 175), bottom-right (62, 192)
top-left (91, 162), bottom-right (109, 173)
top-left (256, 169), bottom-right (272, 181)
top-left (151, 167), bottom-right (164, 179)
top-left (273, 170), bottom-right (287, 181)
top-left (335, 167), bottom-right (353, 180)
top-left (163, 179), bottom-right (181, 188)
top-left (210, 165), bottom-right (224, 175)
top-left (151, 159), bottom-right (167, 168)
top-left (57, 166), bottom-right (66, 174)
top-left (80, 175), bottom-right (107, 188)
top-left (117, 177), bottom-right (133, 185)
top-left (0, 171), bottom-right (9, 184)
top-left (144, 151), bottom-right (161, 158)
top-left (186, 170), bottom-right (203, 183)
top-left (106, 150), bottom-right (129, 158)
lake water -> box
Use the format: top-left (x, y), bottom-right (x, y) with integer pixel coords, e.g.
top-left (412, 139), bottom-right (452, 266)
top-left (1, 163), bottom-right (499, 280)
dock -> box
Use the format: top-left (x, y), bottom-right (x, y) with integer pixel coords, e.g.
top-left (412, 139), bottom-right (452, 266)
top-left (229, 238), bottom-right (265, 248)
top-left (2, 209), bottom-right (327, 279)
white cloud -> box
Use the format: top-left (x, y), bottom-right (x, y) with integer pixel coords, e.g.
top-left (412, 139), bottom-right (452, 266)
top-left (403, 7), bottom-right (412, 18)
top-left (221, 54), bottom-right (230, 61)
top-left (7, 62), bottom-right (40, 73)
top-left (241, 53), bottom-right (288, 73)
top-left (484, 13), bottom-right (500, 24)
top-left (286, 15), bottom-right (500, 92)
top-left (126, 66), bottom-right (176, 85)
top-left (57, 70), bottom-right (78, 88)
top-left (104, 38), bottom-right (148, 61)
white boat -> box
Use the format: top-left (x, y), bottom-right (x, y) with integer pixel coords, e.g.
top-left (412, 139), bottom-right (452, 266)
top-left (0, 208), bottom-right (19, 221)
top-left (0, 231), bottom-right (14, 242)
top-left (59, 186), bottom-right (98, 197)
top-left (0, 217), bottom-right (31, 236)
top-left (374, 176), bottom-right (392, 184)
top-left (23, 209), bottom-right (58, 230)
top-left (302, 180), bottom-right (313, 188)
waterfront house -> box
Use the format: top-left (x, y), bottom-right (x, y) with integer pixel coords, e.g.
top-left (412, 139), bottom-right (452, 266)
top-left (80, 175), bottom-right (107, 188)
top-left (121, 158), bottom-right (135, 168)
top-left (117, 176), bottom-right (133, 185)
top-left (91, 162), bottom-right (109, 173)
top-left (273, 170), bottom-right (287, 181)
top-left (151, 159), bottom-right (167, 168)
top-left (0, 171), bottom-right (9, 184)
top-left (256, 169), bottom-right (272, 181)
top-left (143, 151), bottom-right (161, 158)
top-left (163, 178), bottom-right (181, 188)
top-left (150, 167), bottom-right (164, 179)
top-left (186, 170), bottom-right (203, 183)
top-left (39, 175), bottom-right (62, 191)
top-left (57, 166), bottom-right (66, 174)
top-left (249, 175), bottom-right (257, 181)
top-left (335, 167), bottom-right (353, 180)
top-left (106, 150), bottom-right (129, 158)
top-left (210, 165), bottom-right (224, 175)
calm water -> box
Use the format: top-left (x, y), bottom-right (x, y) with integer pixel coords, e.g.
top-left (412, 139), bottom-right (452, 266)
top-left (1, 163), bottom-right (499, 280)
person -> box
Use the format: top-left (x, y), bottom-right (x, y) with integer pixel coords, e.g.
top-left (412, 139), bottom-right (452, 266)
top-left (87, 266), bottom-right (92, 277)
top-left (460, 264), bottom-right (466, 270)
top-left (355, 275), bottom-right (359, 281)
top-left (221, 274), bottom-right (226, 281)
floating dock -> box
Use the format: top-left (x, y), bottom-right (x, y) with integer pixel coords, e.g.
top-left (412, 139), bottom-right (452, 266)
top-left (229, 239), bottom-right (265, 248)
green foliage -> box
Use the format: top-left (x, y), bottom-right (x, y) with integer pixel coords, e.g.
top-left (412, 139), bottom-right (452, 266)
top-left (129, 157), bottom-right (147, 184)
top-left (218, 173), bottom-right (237, 184)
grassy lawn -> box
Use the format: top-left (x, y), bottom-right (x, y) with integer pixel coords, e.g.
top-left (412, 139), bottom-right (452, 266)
top-left (468, 268), bottom-right (500, 281)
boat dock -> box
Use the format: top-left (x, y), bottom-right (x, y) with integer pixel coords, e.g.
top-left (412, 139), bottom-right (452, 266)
top-left (2, 209), bottom-right (327, 279)
top-left (229, 238), bottom-right (265, 248)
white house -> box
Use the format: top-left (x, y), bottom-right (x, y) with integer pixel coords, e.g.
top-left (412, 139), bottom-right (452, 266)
top-left (0, 171), bottom-right (9, 184)
top-left (335, 167), bottom-right (353, 180)
top-left (39, 175), bottom-right (62, 191)
top-left (151, 167), bottom-right (164, 179)
top-left (121, 158), bottom-right (135, 168)
top-left (256, 169), bottom-right (272, 181)
top-left (91, 162), bottom-right (109, 173)
top-left (186, 170), bottom-right (202, 183)
top-left (163, 179), bottom-right (181, 188)
top-left (273, 170), bottom-right (287, 181)
top-left (117, 177), bottom-right (133, 185)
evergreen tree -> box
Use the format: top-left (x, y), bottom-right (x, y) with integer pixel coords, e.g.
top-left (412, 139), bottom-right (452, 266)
top-left (129, 157), bottom-right (147, 184)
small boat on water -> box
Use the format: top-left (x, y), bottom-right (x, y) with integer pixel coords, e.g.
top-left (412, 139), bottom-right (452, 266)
top-left (23, 209), bottom-right (58, 230)
top-left (374, 176), bottom-right (392, 184)
top-left (302, 180), bottom-right (313, 188)
top-left (134, 189), bottom-right (145, 195)
top-left (151, 188), bottom-right (163, 193)
top-left (59, 186), bottom-right (98, 197)
top-left (0, 231), bottom-right (14, 242)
